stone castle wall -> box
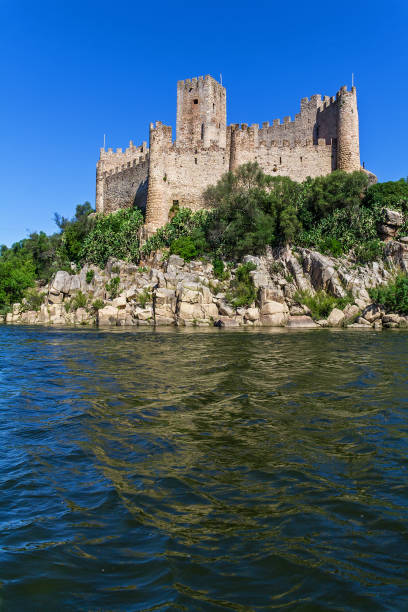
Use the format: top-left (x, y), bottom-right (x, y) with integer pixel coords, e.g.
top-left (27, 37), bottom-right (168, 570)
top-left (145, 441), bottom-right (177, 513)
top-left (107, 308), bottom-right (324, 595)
top-left (96, 76), bottom-right (366, 230)
top-left (96, 142), bottom-right (149, 214)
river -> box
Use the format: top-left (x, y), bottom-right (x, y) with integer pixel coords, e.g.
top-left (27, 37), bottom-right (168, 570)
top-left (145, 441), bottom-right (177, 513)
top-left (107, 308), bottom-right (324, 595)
top-left (1, 325), bottom-right (407, 611)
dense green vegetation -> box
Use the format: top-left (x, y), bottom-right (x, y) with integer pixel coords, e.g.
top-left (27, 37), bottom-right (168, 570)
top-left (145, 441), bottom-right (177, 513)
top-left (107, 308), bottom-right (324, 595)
top-left (369, 275), bottom-right (408, 315)
top-left (142, 166), bottom-right (408, 262)
top-left (1, 165), bottom-right (407, 313)
top-left (226, 262), bottom-right (257, 307)
top-left (80, 208), bottom-right (144, 267)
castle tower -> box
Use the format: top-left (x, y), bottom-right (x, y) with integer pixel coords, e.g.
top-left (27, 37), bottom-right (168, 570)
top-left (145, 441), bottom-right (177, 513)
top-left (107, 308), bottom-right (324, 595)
top-left (336, 86), bottom-right (360, 172)
top-left (145, 122), bottom-right (172, 231)
top-left (176, 75), bottom-right (226, 149)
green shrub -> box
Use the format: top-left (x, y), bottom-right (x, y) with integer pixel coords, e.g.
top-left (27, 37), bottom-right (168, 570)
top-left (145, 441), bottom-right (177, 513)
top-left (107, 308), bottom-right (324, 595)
top-left (22, 288), bottom-right (44, 312)
top-left (369, 274), bottom-right (408, 314)
top-left (294, 289), bottom-right (352, 320)
top-left (354, 239), bottom-right (384, 264)
top-left (92, 299), bottom-right (104, 311)
top-left (364, 178), bottom-right (408, 213)
top-left (105, 277), bottom-right (120, 299)
top-left (212, 258), bottom-right (229, 280)
top-left (0, 251), bottom-right (36, 309)
top-left (299, 170), bottom-right (370, 224)
top-left (56, 202), bottom-right (95, 264)
top-left (141, 208), bottom-right (210, 257)
top-left (226, 262), bottom-right (257, 307)
top-left (138, 288), bottom-right (151, 308)
top-left (71, 291), bottom-right (87, 310)
top-left (86, 269), bottom-right (94, 283)
top-left (170, 236), bottom-right (198, 261)
top-left (318, 237), bottom-right (344, 257)
top-left (80, 208), bottom-right (144, 267)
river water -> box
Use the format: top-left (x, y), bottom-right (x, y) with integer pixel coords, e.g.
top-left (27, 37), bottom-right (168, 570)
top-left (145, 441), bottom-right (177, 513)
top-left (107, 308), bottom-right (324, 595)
top-left (1, 325), bottom-right (408, 611)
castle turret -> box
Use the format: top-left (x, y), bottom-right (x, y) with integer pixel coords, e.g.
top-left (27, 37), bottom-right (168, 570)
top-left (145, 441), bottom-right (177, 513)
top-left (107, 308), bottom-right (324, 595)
top-left (336, 85), bottom-right (360, 172)
top-left (145, 122), bottom-right (172, 232)
top-left (229, 123), bottom-right (259, 171)
top-left (176, 75), bottom-right (226, 149)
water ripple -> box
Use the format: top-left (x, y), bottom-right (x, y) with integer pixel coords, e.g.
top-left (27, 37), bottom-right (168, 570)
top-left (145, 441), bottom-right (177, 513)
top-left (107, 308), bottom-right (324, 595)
top-left (1, 325), bottom-right (408, 610)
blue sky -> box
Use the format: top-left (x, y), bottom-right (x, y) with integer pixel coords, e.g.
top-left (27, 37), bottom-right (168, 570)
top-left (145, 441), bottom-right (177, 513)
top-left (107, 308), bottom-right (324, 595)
top-left (0, 0), bottom-right (407, 246)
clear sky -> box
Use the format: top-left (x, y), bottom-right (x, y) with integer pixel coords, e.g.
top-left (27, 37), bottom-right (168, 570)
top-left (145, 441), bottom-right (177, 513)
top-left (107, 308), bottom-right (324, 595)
top-left (0, 0), bottom-right (407, 246)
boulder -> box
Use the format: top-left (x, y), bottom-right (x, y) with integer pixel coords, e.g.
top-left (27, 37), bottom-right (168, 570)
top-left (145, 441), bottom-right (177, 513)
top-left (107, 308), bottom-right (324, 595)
top-left (69, 275), bottom-right (81, 293)
top-left (134, 307), bottom-right (153, 322)
top-left (244, 307), bottom-right (260, 322)
top-left (290, 305), bottom-right (305, 316)
top-left (317, 319), bottom-right (329, 327)
top-left (52, 271), bottom-right (71, 294)
top-left (178, 284), bottom-right (211, 305)
top-left (218, 302), bottom-right (235, 317)
top-left (242, 255), bottom-right (261, 267)
top-left (48, 292), bottom-right (63, 304)
top-left (355, 297), bottom-right (370, 310)
top-left (382, 314), bottom-right (401, 328)
top-left (154, 288), bottom-right (177, 312)
top-left (327, 308), bottom-right (345, 327)
top-left (343, 304), bottom-right (360, 320)
top-left (167, 254), bottom-right (185, 268)
top-left (260, 312), bottom-right (288, 327)
top-left (178, 301), bottom-right (218, 324)
top-left (214, 316), bottom-right (240, 328)
top-left (356, 317), bottom-right (371, 326)
top-left (98, 305), bottom-right (118, 326)
top-left (286, 315), bottom-right (318, 328)
top-left (379, 224), bottom-right (397, 241)
top-left (259, 286), bottom-right (285, 306)
top-left (38, 304), bottom-right (50, 324)
top-left (112, 295), bottom-right (127, 309)
top-left (23, 311), bottom-right (39, 324)
top-left (260, 301), bottom-right (289, 316)
top-left (384, 209), bottom-right (404, 227)
top-left (362, 303), bottom-right (383, 322)
top-left (302, 250), bottom-right (346, 298)
top-left (75, 307), bottom-right (91, 324)
top-left (347, 323), bottom-right (374, 329)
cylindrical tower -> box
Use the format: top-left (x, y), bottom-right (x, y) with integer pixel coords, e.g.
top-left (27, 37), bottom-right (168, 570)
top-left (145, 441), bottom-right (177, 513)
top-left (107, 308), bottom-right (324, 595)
top-left (145, 122), bottom-right (172, 232)
top-left (336, 86), bottom-right (360, 172)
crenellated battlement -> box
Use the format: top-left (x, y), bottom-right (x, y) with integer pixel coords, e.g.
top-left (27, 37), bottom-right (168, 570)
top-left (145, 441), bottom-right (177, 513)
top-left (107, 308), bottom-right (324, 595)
top-left (98, 140), bottom-right (149, 176)
top-left (96, 74), bottom-right (370, 225)
top-left (102, 153), bottom-right (149, 179)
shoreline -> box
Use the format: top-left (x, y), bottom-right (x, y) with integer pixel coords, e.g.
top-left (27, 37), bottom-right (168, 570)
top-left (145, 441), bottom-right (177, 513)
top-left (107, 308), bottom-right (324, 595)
top-left (3, 241), bottom-right (408, 331)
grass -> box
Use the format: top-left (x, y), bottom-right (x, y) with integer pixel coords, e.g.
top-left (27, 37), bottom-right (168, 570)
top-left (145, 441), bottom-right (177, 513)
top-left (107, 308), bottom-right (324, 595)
top-left (294, 289), bottom-right (352, 320)
top-left (138, 288), bottom-right (152, 308)
top-left (105, 277), bottom-right (120, 299)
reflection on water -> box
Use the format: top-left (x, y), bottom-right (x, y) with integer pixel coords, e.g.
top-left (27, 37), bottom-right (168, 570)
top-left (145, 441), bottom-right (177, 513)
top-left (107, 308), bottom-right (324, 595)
top-left (1, 325), bottom-right (408, 611)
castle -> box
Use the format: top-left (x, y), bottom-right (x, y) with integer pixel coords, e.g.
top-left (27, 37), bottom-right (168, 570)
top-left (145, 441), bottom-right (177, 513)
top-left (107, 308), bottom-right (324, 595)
top-left (96, 75), bottom-right (370, 232)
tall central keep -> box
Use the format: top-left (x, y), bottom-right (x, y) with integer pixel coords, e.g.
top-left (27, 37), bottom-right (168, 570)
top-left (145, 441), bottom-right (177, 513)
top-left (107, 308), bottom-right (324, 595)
top-left (96, 75), bottom-right (372, 231)
top-left (176, 75), bottom-right (226, 148)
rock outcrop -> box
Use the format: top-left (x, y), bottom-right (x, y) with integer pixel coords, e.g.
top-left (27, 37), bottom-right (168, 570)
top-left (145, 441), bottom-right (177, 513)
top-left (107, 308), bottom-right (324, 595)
top-left (3, 239), bottom-right (408, 330)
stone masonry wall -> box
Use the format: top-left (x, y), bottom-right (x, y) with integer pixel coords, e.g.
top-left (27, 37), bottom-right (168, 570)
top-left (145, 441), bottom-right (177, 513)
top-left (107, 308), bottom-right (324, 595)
top-left (102, 158), bottom-right (149, 214)
top-left (96, 141), bottom-right (148, 213)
